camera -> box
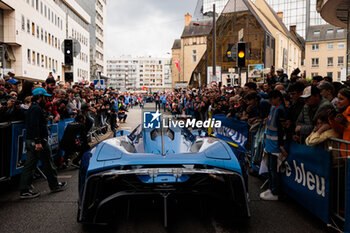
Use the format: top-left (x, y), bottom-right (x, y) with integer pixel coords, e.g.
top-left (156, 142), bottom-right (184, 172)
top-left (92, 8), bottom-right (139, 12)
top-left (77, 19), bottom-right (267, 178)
top-left (1, 100), bottom-right (7, 107)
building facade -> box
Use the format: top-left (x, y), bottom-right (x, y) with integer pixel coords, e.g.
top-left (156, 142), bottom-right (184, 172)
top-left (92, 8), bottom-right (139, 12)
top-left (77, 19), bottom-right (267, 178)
top-left (107, 57), bottom-right (172, 90)
top-left (0, 0), bottom-right (91, 83)
top-left (194, 0), bottom-right (229, 20)
top-left (304, 25), bottom-right (346, 80)
top-left (75, 0), bottom-right (107, 80)
top-left (192, 0), bottom-right (303, 87)
top-left (178, 16), bottom-right (212, 87)
top-left (266, 0), bottom-right (327, 38)
top-left (203, 0), bottom-right (229, 14)
top-left (171, 39), bottom-right (181, 88)
top-left (317, 0), bottom-right (350, 76)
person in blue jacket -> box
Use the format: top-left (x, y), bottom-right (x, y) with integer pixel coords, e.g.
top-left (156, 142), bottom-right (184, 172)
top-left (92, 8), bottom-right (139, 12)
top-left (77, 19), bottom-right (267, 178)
top-left (260, 90), bottom-right (288, 201)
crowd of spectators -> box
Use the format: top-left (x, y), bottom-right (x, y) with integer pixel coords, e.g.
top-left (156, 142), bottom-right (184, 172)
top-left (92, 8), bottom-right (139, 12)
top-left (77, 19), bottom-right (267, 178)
top-left (1, 68), bottom-right (350, 200)
top-left (157, 69), bottom-right (350, 151)
top-left (2, 69), bottom-right (349, 149)
top-left (0, 73), bottom-right (151, 132)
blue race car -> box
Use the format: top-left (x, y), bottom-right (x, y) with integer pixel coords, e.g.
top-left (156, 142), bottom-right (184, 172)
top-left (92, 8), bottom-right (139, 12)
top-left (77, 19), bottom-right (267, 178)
top-left (77, 125), bottom-right (250, 226)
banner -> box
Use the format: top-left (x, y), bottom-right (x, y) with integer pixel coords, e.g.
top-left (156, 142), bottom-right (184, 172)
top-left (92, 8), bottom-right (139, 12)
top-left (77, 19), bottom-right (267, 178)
top-left (173, 59), bottom-right (181, 71)
top-left (10, 119), bottom-right (74, 176)
top-left (210, 115), bottom-right (248, 153)
top-left (281, 141), bottom-right (331, 223)
top-left (248, 64), bottom-right (264, 83)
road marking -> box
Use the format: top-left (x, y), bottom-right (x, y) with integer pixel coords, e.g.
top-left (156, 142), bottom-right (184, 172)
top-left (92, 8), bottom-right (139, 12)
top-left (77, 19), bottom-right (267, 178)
top-left (57, 175), bottom-right (72, 179)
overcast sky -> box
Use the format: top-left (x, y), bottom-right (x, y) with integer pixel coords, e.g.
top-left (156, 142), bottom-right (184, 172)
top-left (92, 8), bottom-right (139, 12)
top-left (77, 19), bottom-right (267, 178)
top-left (106, 0), bottom-right (198, 59)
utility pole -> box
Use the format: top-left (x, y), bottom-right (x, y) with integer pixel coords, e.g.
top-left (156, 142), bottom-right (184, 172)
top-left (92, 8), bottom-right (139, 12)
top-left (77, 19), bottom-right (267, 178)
top-left (212, 4), bottom-right (217, 89)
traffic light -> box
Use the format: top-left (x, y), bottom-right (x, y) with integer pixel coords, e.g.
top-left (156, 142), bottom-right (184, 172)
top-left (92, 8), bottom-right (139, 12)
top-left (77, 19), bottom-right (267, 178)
top-left (64, 39), bottom-right (73, 66)
top-left (226, 44), bottom-right (237, 62)
top-left (237, 42), bottom-right (246, 67)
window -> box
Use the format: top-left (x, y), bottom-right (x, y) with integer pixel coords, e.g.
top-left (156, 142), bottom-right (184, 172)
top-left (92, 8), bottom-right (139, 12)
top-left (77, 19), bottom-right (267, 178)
top-left (45, 31), bottom-right (47, 43)
top-left (327, 72), bottom-right (333, 78)
top-left (27, 49), bottom-right (31, 63)
top-left (45, 56), bottom-right (47, 68)
top-left (32, 51), bottom-right (35, 64)
top-left (31, 0), bottom-right (34, 7)
top-left (41, 55), bottom-right (44, 67)
top-left (49, 58), bottom-right (51, 69)
top-left (311, 58), bottom-right (319, 67)
top-left (338, 56), bottom-right (344, 66)
top-left (27, 19), bottom-right (30, 33)
top-left (48, 8), bottom-right (50, 20)
top-left (35, 0), bottom-right (38, 10)
top-left (21, 15), bottom-right (25, 31)
top-left (58, 39), bottom-right (60, 49)
top-left (326, 29), bottom-right (333, 34)
top-left (37, 52), bottom-right (40, 66)
top-left (32, 22), bottom-right (35, 36)
top-left (55, 60), bottom-right (58, 71)
top-left (36, 25), bottom-right (39, 38)
top-left (328, 43), bottom-right (334, 50)
top-left (41, 28), bottom-right (43, 40)
top-left (311, 72), bottom-right (319, 77)
top-left (55, 38), bottom-right (57, 48)
top-left (40, 1), bottom-right (43, 14)
top-left (337, 28), bottom-right (344, 34)
top-left (338, 72), bottom-right (341, 81)
top-left (44, 5), bottom-right (47, 17)
top-left (48, 33), bottom-right (51, 44)
top-left (311, 44), bottom-right (319, 51)
top-left (338, 42), bottom-right (345, 49)
top-left (327, 57), bottom-right (333, 67)
top-left (52, 35), bottom-right (54, 46)
top-left (313, 30), bottom-right (320, 36)
top-left (192, 50), bottom-right (197, 63)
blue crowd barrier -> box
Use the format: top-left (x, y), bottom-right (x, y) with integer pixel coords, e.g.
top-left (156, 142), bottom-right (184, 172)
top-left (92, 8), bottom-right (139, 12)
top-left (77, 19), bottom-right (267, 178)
top-left (8, 119), bottom-right (74, 177)
top-left (0, 122), bottom-right (13, 180)
top-left (281, 141), bottom-right (331, 224)
top-left (248, 130), bottom-right (349, 231)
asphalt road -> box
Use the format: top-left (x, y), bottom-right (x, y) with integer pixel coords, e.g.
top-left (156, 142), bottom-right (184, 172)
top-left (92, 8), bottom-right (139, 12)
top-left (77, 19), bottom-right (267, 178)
top-left (0, 104), bottom-right (329, 233)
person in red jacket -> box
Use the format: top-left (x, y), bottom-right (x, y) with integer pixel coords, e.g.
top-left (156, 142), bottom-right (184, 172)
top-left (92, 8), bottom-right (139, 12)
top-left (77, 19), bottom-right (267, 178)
top-left (329, 88), bottom-right (350, 158)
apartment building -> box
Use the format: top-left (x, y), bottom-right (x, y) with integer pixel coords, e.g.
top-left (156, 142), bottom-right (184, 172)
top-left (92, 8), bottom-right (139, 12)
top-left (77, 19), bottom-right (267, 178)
top-left (304, 25), bottom-right (347, 80)
top-left (75, 0), bottom-right (107, 80)
top-left (0, 0), bottom-right (91, 83)
top-left (107, 57), bottom-right (172, 90)
top-left (107, 57), bottom-right (138, 90)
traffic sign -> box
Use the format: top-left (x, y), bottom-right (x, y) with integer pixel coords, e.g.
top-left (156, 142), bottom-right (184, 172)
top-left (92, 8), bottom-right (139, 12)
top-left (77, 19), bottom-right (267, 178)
top-left (93, 80), bottom-right (105, 89)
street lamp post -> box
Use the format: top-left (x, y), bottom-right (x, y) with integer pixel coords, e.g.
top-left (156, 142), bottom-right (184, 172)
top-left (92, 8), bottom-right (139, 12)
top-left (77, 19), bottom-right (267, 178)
top-left (212, 4), bottom-right (217, 89)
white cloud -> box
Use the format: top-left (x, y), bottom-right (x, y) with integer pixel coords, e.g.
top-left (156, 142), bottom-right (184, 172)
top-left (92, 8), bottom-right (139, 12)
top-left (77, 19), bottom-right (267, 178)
top-left (106, 0), bottom-right (197, 59)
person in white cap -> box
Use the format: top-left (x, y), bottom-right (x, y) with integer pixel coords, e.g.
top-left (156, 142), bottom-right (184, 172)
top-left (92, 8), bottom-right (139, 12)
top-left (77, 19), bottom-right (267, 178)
top-left (294, 85), bottom-right (333, 142)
